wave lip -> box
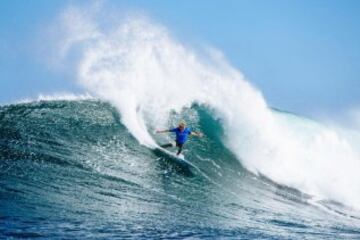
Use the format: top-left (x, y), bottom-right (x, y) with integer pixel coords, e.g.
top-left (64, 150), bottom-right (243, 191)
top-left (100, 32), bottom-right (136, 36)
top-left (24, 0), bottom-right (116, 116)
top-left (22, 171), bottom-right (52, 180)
top-left (7, 93), bottom-right (95, 106)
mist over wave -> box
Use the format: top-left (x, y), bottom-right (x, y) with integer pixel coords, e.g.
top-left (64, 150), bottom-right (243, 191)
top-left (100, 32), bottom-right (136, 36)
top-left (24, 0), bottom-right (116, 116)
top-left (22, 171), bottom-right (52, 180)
top-left (52, 4), bottom-right (360, 209)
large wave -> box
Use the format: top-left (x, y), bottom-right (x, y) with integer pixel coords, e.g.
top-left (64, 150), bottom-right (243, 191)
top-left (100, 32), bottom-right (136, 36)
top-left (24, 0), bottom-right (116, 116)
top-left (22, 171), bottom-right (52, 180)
top-left (53, 5), bottom-right (360, 209)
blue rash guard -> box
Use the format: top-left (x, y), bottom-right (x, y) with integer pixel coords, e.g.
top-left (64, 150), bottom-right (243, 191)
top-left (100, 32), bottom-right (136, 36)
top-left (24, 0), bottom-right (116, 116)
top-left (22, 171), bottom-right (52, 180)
top-left (170, 127), bottom-right (192, 144)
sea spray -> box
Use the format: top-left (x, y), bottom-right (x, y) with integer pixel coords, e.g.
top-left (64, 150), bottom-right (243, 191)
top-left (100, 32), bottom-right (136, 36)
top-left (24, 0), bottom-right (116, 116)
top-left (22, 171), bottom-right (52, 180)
top-left (55, 5), bottom-right (360, 209)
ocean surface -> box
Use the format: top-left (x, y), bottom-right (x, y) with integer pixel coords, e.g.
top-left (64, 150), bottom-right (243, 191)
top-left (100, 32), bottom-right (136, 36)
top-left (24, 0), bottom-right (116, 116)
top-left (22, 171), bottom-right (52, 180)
top-left (1, 99), bottom-right (360, 239)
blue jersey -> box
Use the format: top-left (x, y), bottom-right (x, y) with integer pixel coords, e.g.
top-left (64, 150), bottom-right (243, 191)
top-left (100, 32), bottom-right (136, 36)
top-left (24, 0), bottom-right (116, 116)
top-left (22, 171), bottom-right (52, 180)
top-left (170, 127), bottom-right (192, 144)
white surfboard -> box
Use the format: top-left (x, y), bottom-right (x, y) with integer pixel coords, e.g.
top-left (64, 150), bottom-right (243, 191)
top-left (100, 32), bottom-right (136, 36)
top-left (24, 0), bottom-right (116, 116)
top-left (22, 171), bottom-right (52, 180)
top-left (153, 147), bottom-right (195, 170)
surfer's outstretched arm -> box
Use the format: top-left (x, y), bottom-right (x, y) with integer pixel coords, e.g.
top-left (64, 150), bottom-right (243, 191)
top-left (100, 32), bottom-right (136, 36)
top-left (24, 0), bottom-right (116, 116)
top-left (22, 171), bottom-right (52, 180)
top-left (156, 129), bottom-right (170, 133)
top-left (191, 131), bottom-right (203, 137)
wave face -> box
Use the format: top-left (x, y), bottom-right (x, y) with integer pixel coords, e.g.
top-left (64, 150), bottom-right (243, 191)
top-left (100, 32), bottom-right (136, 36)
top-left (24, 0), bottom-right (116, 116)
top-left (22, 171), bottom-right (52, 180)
top-left (1, 100), bottom-right (360, 239)
top-left (60, 11), bottom-right (360, 210)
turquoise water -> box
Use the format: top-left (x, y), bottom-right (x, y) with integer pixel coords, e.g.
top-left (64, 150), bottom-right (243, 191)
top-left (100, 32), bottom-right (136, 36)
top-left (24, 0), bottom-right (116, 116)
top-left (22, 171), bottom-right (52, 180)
top-left (1, 100), bottom-right (360, 239)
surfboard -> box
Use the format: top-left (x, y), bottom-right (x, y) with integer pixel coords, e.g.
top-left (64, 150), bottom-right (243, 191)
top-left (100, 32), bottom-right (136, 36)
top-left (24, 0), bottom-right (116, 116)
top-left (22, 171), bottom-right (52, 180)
top-left (152, 147), bottom-right (194, 172)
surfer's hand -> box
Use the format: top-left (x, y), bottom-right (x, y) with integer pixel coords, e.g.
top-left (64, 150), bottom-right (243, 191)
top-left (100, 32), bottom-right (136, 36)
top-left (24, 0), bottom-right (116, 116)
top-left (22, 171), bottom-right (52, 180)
top-left (156, 130), bottom-right (166, 133)
top-left (192, 132), bottom-right (203, 137)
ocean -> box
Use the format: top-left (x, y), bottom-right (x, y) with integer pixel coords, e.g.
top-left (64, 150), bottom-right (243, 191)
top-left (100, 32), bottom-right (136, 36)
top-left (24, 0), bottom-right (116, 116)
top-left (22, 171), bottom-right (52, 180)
top-left (1, 99), bottom-right (360, 239)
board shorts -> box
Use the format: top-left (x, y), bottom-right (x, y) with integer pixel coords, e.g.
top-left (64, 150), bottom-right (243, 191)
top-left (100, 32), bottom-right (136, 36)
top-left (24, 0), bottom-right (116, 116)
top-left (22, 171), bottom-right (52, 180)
top-left (172, 141), bottom-right (184, 148)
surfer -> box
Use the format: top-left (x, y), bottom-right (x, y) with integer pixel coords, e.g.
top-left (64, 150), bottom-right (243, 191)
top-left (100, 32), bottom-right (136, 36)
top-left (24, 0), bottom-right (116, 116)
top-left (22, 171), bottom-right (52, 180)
top-left (156, 121), bottom-right (203, 155)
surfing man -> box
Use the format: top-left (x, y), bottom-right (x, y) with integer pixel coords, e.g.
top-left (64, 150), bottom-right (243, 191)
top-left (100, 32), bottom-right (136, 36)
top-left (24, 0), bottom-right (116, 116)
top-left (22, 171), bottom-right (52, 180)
top-left (156, 121), bottom-right (203, 155)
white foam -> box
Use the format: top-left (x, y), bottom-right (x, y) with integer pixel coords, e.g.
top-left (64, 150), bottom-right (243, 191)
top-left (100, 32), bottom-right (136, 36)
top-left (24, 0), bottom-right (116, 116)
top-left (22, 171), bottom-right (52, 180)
top-left (55, 5), bottom-right (360, 209)
top-left (16, 93), bottom-right (94, 104)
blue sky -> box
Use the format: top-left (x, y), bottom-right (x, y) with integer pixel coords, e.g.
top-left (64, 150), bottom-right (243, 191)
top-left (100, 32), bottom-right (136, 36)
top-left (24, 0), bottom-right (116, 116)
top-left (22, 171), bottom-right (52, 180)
top-left (1, 0), bottom-right (360, 117)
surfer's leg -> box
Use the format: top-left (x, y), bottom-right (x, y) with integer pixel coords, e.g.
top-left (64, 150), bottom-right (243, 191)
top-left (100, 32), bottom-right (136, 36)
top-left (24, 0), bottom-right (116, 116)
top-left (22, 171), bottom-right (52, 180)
top-left (176, 143), bottom-right (184, 155)
top-left (161, 142), bottom-right (176, 148)
top-left (161, 143), bottom-right (173, 148)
